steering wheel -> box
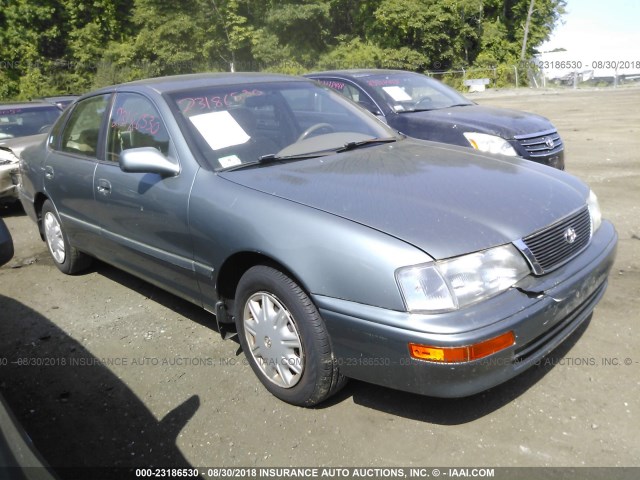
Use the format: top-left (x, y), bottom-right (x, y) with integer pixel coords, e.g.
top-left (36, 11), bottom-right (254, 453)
top-left (414, 97), bottom-right (433, 108)
top-left (297, 123), bottom-right (335, 142)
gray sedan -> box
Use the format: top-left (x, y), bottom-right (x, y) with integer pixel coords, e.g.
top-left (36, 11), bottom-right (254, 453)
top-left (19, 73), bottom-right (617, 406)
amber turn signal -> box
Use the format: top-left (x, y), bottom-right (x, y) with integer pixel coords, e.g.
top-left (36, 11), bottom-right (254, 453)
top-left (409, 331), bottom-right (515, 363)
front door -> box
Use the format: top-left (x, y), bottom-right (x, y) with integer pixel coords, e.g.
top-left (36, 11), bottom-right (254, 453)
top-left (93, 92), bottom-right (200, 304)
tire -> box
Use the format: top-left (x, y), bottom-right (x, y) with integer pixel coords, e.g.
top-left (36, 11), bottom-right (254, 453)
top-left (234, 265), bottom-right (347, 407)
top-left (41, 200), bottom-right (92, 274)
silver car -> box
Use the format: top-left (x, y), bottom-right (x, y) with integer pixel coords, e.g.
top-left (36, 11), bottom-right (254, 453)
top-left (19, 73), bottom-right (617, 406)
top-left (1, 102), bottom-right (62, 203)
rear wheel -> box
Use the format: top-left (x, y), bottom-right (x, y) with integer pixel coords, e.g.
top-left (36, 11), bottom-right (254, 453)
top-left (41, 200), bottom-right (91, 274)
top-left (234, 265), bottom-right (346, 406)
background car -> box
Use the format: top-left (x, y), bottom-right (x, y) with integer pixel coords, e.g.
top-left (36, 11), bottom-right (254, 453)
top-left (39, 95), bottom-right (81, 110)
top-left (305, 69), bottom-right (565, 169)
top-left (19, 73), bottom-right (615, 407)
top-left (0, 102), bottom-right (62, 141)
top-left (1, 102), bottom-right (63, 203)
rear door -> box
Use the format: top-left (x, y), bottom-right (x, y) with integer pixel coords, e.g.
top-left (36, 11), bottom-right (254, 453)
top-left (43, 94), bottom-right (111, 252)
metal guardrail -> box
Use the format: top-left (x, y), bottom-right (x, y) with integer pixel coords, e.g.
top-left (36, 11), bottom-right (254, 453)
top-left (423, 65), bottom-right (640, 92)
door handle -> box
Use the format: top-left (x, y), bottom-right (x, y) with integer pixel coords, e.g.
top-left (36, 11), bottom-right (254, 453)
top-left (96, 178), bottom-right (112, 195)
top-left (43, 166), bottom-right (54, 180)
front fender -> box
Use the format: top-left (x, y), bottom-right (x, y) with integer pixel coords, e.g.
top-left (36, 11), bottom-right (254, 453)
top-left (188, 171), bottom-right (429, 311)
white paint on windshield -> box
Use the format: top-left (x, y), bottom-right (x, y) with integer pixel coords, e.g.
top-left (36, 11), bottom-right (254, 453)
top-left (189, 110), bottom-right (250, 150)
top-left (382, 86), bottom-right (412, 102)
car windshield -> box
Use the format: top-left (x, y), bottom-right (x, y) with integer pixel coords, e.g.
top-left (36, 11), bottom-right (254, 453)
top-left (363, 73), bottom-right (473, 113)
top-left (168, 81), bottom-right (398, 170)
top-left (0, 106), bottom-right (62, 140)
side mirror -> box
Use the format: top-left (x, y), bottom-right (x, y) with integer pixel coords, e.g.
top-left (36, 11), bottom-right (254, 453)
top-left (119, 147), bottom-right (179, 177)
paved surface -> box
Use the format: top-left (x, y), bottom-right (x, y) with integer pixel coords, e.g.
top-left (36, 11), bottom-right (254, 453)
top-left (1, 86), bottom-right (639, 474)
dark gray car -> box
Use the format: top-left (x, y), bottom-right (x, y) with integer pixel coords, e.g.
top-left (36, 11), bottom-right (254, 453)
top-left (19, 73), bottom-right (617, 406)
top-left (306, 69), bottom-right (565, 169)
top-left (0, 218), bottom-right (13, 266)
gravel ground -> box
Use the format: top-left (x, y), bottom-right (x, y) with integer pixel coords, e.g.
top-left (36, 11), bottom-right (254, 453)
top-left (1, 85), bottom-right (639, 476)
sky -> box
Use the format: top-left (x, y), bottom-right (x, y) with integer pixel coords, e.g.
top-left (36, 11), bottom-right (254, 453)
top-left (541, 0), bottom-right (640, 56)
top-left (538, 0), bottom-right (640, 77)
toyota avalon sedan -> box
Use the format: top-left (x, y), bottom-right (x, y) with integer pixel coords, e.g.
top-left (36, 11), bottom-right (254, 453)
top-left (306, 69), bottom-right (565, 169)
top-left (19, 73), bottom-right (617, 406)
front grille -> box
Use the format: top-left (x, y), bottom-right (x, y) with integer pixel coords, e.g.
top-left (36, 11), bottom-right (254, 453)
top-left (514, 129), bottom-right (564, 158)
top-left (515, 207), bottom-right (591, 275)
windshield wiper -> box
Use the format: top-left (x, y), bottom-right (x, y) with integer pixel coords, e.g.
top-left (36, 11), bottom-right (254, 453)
top-left (337, 137), bottom-right (398, 152)
top-left (401, 103), bottom-right (472, 113)
top-left (222, 138), bottom-right (399, 172)
top-left (221, 151), bottom-right (331, 171)
top-left (258, 151), bottom-right (333, 164)
top-left (259, 138), bottom-right (397, 161)
top-left (399, 107), bottom-right (435, 113)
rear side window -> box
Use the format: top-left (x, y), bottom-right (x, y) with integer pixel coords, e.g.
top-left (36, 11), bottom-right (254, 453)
top-left (106, 93), bottom-right (172, 162)
top-left (315, 78), bottom-right (362, 103)
top-left (60, 95), bottom-right (110, 157)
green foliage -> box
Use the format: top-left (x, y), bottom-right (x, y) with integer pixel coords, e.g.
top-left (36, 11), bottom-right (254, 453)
top-left (317, 38), bottom-right (385, 70)
top-left (370, 0), bottom-right (483, 70)
top-left (0, 0), bottom-right (566, 100)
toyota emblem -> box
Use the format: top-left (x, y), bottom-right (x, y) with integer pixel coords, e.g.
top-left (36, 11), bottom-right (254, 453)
top-left (545, 137), bottom-right (555, 149)
top-left (564, 227), bottom-right (577, 244)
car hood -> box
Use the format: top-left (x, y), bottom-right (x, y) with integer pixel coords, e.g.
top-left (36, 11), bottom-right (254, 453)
top-left (219, 139), bottom-right (588, 260)
top-left (0, 133), bottom-right (47, 162)
top-left (401, 104), bottom-right (554, 138)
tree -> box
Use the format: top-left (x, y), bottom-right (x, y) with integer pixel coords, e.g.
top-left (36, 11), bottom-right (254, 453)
top-left (0, 0), bottom-right (567, 100)
top-left (368, 0), bottom-right (483, 70)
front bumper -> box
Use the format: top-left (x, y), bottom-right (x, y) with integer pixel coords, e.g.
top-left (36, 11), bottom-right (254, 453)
top-left (522, 147), bottom-right (565, 170)
top-left (314, 220), bottom-right (617, 398)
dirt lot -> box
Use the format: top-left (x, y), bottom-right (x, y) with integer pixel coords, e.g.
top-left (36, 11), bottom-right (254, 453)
top-left (1, 86), bottom-right (639, 475)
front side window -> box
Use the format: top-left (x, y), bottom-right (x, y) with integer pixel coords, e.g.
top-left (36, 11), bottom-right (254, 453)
top-left (106, 93), bottom-right (172, 162)
top-left (314, 78), bottom-right (362, 103)
top-left (60, 95), bottom-right (110, 156)
top-left (364, 73), bottom-right (473, 112)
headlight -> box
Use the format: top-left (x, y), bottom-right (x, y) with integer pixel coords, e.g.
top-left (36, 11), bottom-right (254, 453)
top-left (463, 132), bottom-right (518, 156)
top-left (587, 189), bottom-right (602, 233)
top-left (396, 244), bottom-right (530, 313)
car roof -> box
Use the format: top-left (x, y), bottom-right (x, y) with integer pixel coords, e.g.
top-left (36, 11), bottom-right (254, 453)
top-left (305, 69), bottom-right (418, 79)
top-left (0, 101), bottom-right (63, 110)
top-left (41, 95), bottom-right (80, 102)
top-left (90, 72), bottom-right (311, 96)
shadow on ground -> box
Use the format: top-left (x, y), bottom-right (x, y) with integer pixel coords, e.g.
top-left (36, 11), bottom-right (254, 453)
top-left (0, 202), bottom-right (24, 218)
top-left (0, 294), bottom-right (202, 479)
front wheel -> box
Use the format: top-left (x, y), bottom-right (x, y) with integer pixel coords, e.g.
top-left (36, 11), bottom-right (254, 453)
top-left (41, 200), bottom-right (91, 274)
top-left (234, 266), bottom-right (346, 406)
